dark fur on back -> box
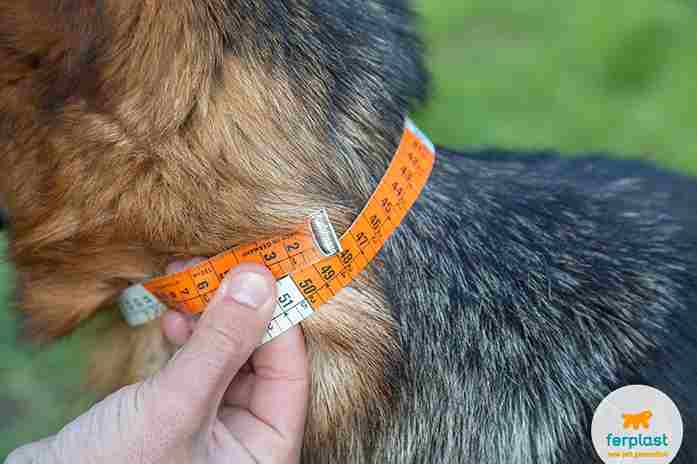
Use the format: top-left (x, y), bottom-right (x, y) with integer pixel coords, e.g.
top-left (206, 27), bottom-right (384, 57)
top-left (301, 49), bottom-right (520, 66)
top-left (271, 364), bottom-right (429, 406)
top-left (376, 149), bottom-right (697, 461)
top-left (1, 0), bottom-right (696, 462)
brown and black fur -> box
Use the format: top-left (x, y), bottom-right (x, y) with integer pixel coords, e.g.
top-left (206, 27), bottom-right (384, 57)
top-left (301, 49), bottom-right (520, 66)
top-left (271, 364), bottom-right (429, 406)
top-left (1, 1), bottom-right (696, 462)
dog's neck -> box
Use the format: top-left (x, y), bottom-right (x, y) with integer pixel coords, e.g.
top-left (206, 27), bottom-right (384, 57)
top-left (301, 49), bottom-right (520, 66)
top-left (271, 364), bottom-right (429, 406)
top-left (1, 0), bottom-right (427, 341)
top-left (93, 0), bottom-right (426, 251)
top-left (1, 2), bottom-right (433, 456)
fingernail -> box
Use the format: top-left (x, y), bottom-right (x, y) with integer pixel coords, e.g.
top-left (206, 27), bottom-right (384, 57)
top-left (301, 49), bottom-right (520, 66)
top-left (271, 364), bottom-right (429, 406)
top-left (221, 271), bottom-right (272, 309)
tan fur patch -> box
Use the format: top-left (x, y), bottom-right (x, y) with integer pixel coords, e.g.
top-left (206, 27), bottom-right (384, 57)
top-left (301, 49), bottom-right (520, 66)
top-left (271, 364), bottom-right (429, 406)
top-left (1, 1), bottom-right (404, 460)
top-left (88, 316), bottom-right (176, 394)
top-left (302, 280), bottom-right (399, 453)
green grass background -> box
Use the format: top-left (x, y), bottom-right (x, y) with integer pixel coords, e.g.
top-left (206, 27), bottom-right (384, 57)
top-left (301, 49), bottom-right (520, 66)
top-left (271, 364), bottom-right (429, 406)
top-left (2, 0), bottom-right (696, 458)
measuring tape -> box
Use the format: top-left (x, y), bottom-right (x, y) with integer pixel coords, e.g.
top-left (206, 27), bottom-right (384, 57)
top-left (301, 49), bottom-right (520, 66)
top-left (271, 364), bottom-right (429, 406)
top-left (118, 211), bottom-right (340, 326)
top-left (119, 119), bottom-right (436, 343)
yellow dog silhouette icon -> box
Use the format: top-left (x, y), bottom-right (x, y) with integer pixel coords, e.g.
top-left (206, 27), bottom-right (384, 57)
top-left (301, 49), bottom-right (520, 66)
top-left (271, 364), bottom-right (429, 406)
top-left (622, 410), bottom-right (652, 430)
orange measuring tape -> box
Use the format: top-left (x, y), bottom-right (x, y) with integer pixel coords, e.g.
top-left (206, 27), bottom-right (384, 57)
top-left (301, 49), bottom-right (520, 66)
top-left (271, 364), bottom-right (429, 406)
top-left (119, 119), bottom-right (436, 343)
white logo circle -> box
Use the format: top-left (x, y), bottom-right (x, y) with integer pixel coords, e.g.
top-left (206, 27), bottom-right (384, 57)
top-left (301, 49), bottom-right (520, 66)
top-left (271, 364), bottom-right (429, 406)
top-left (591, 385), bottom-right (683, 463)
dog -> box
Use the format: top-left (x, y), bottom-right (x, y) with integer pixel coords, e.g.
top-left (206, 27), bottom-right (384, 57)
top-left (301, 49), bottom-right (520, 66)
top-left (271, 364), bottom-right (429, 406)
top-left (623, 411), bottom-right (653, 430)
top-left (1, 1), bottom-right (695, 462)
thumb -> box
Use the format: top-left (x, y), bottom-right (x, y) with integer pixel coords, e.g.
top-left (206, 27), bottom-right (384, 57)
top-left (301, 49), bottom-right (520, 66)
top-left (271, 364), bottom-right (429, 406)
top-left (155, 263), bottom-right (277, 408)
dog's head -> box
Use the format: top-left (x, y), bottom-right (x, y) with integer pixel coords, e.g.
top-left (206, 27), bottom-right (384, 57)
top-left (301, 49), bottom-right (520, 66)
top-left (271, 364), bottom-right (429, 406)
top-left (0, 0), bottom-right (425, 340)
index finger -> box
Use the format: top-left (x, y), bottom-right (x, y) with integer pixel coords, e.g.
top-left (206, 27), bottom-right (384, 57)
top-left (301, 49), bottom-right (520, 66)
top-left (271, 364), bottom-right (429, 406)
top-left (248, 325), bottom-right (310, 438)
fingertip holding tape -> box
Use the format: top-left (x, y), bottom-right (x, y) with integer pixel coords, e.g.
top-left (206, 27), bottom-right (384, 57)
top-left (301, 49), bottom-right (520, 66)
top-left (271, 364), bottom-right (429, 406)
top-left (119, 118), bottom-right (436, 343)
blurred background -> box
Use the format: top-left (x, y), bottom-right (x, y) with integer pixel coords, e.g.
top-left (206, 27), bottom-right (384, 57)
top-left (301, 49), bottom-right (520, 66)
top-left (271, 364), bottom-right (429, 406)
top-left (2, 0), bottom-right (697, 457)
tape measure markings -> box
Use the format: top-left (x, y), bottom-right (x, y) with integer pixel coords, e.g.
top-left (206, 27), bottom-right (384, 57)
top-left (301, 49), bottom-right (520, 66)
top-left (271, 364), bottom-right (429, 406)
top-left (119, 119), bottom-right (436, 343)
top-left (282, 126), bottom-right (434, 313)
top-left (249, 123), bottom-right (435, 340)
top-left (264, 124), bottom-right (436, 335)
top-left (142, 226), bottom-right (326, 313)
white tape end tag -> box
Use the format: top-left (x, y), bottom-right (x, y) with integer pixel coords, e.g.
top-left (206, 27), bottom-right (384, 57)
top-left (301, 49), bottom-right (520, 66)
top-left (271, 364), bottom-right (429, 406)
top-left (405, 118), bottom-right (436, 155)
top-left (119, 284), bottom-right (167, 327)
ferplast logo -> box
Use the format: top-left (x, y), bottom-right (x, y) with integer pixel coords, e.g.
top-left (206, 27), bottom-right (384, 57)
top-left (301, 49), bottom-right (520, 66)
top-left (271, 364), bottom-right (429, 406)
top-left (605, 409), bottom-right (669, 452)
top-left (592, 385), bottom-right (683, 463)
top-left (623, 410), bottom-right (653, 430)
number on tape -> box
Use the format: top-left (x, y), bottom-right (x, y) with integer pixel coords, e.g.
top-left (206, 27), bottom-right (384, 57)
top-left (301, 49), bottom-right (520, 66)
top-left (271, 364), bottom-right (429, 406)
top-left (119, 118), bottom-right (436, 344)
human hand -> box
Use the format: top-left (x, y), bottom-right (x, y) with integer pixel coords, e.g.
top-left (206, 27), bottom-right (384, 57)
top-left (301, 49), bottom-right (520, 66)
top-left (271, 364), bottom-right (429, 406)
top-left (7, 262), bottom-right (310, 464)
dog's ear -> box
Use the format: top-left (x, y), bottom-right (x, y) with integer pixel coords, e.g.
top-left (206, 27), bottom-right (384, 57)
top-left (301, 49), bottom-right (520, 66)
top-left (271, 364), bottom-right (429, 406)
top-left (0, 0), bottom-right (104, 108)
